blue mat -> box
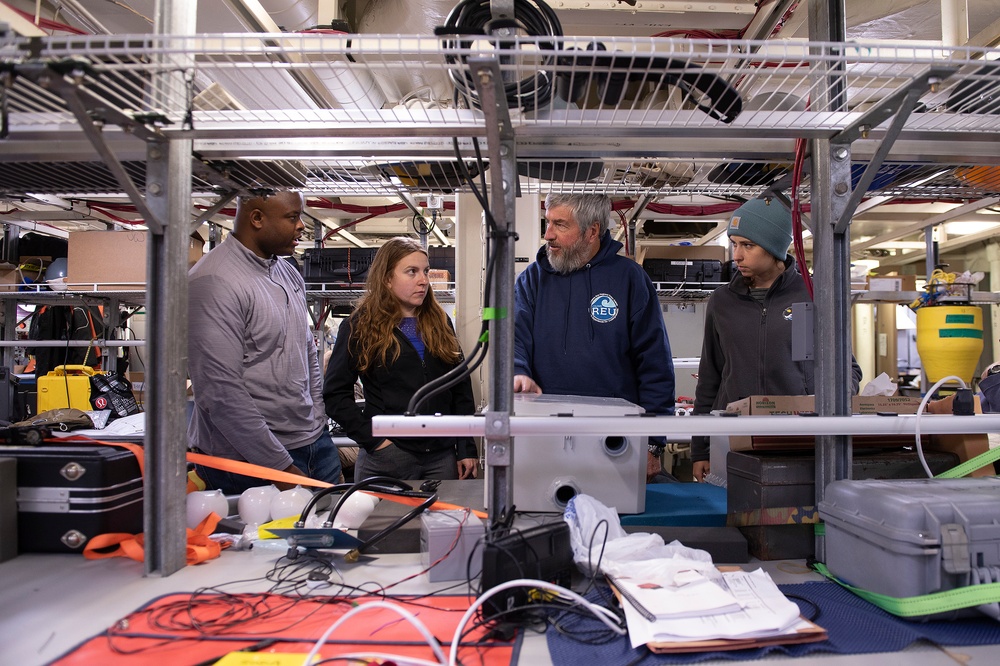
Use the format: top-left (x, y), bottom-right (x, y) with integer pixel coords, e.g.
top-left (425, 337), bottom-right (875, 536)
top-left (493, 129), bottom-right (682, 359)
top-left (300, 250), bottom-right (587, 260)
top-left (620, 483), bottom-right (727, 527)
top-left (546, 581), bottom-right (1000, 664)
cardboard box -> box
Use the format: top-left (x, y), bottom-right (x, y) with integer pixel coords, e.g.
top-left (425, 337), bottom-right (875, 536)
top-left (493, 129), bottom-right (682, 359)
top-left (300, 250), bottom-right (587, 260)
top-left (867, 274), bottom-right (917, 292)
top-left (725, 394), bottom-right (990, 474)
top-left (0, 256), bottom-right (51, 291)
top-left (726, 395), bottom-right (923, 451)
top-left (427, 269), bottom-right (451, 285)
top-left (67, 232), bottom-right (204, 291)
top-left (127, 371), bottom-right (146, 407)
top-left (850, 395), bottom-right (924, 414)
top-left (635, 243), bottom-right (726, 266)
top-left (0, 269), bottom-right (19, 288)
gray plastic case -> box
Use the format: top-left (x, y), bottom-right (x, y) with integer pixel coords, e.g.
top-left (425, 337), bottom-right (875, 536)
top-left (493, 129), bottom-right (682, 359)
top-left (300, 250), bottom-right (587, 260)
top-left (819, 478), bottom-right (1000, 609)
top-left (485, 394), bottom-right (647, 513)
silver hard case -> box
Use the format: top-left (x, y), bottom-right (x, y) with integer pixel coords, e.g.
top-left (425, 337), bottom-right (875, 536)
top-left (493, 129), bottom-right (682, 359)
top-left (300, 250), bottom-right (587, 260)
top-left (818, 477), bottom-right (1000, 617)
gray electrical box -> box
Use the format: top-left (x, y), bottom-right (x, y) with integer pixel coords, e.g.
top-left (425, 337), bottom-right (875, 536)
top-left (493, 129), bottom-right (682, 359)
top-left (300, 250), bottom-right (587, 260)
top-left (791, 301), bottom-right (814, 362)
top-left (420, 510), bottom-right (485, 582)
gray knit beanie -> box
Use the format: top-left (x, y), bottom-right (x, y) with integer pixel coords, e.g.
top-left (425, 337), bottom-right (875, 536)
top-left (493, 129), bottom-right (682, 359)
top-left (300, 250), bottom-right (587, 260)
top-left (726, 198), bottom-right (792, 260)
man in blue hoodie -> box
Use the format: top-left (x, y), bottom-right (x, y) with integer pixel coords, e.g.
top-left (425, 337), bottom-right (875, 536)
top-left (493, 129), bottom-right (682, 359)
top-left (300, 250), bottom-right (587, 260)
top-left (513, 193), bottom-right (676, 480)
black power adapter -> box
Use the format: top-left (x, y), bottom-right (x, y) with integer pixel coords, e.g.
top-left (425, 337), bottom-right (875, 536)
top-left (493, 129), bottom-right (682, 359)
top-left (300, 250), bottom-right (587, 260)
top-left (480, 521), bottom-right (574, 621)
top-left (952, 388), bottom-right (975, 416)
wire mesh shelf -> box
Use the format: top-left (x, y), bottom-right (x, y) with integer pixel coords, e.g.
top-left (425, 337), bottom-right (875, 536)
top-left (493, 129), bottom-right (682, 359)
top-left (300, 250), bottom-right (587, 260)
top-left (4, 35), bottom-right (999, 130)
top-left (3, 34), bottom-right (1000, 201)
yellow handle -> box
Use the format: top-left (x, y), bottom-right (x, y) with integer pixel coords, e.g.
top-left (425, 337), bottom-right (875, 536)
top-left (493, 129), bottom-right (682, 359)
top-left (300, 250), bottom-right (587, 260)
top-left (52, 364), bottom-right (97, 376)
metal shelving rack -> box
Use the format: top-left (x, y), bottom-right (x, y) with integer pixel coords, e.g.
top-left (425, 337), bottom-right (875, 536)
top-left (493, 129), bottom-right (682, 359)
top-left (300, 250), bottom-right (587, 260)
top-left (3, 4), bottom-right (1000, 572)
top-left (0, 287), bottom-right (144, 375)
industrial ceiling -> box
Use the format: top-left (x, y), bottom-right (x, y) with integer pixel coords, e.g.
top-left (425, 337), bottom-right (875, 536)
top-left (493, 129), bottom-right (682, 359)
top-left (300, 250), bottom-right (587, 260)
top-left (2, 0), bottom-right (1000, 275)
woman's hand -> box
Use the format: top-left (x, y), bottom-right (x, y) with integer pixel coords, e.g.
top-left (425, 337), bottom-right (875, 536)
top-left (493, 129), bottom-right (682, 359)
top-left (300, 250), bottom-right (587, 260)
top-left (692, 460), bottom-right (710, 482)
top-left (457, 457), bottom-right (478, 479)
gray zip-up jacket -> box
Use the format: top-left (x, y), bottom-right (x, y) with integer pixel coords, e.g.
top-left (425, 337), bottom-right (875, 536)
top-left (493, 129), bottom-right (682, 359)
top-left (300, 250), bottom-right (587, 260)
top-left (691, 256), bottom-right (862, 462)
top-left (188, 236), bottom-right (327, 471)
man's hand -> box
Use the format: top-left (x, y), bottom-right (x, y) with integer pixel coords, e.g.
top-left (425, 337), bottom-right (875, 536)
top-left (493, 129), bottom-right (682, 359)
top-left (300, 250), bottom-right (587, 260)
top-left (692, 460), bottom-right (710, 483)
top-left (275, 462), bottom-right (307, 490)
top-left (646, 450), bottom-right (662, 483)
top-left (513, 374), bottom-right (542, 394)
top-left (457, 457), bottom-right (478, 479)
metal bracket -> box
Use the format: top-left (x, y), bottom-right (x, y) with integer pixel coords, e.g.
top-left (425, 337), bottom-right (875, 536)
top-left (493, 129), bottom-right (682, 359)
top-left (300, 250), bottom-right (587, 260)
top-left (192, 189), bottom-right (237, 233)
top-left (833, 66), bottom-right (959, 233)
top-left (31, 63), bottom-right (166, 232)
top-left (484, 410), bottom-right (511, 465)
top-left (626, 193), bottom-right (655, 257)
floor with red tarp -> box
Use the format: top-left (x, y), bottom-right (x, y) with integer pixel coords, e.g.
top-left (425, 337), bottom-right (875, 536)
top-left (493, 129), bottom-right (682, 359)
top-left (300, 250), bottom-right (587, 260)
top-left (50, 592), bottom-right (520, 666)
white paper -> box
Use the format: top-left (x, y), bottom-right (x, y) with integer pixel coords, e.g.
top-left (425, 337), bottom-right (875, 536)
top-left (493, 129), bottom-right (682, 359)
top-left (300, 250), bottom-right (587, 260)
top-left (613, 574), bottom-right (743, 619)
top-left (52, 412), bottom-right (145, 438)
top-left (624, 569), bottom-right (802, 648)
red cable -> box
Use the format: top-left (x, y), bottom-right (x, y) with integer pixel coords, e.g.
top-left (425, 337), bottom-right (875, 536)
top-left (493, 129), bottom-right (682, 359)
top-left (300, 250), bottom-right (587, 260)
top-left (2, 1), bottom-right (88, 34)
top-left (791, 136), bottom-right (813, 299)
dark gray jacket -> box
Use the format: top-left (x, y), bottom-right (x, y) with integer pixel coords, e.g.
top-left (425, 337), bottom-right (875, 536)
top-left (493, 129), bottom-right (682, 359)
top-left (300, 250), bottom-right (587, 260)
top-left (691, 256), bottom-right (863, 462)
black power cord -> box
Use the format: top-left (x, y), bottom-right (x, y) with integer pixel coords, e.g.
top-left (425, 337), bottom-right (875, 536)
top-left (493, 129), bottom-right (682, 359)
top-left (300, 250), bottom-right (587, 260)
top-left (292, 476), bottom-right (438, 563)
top-left (438, 0), bottom-right (563, 112)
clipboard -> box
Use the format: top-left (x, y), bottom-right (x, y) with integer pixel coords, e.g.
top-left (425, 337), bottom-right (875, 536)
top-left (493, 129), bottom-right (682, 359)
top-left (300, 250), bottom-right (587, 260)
top-left (645, 619), bottom-right (827, 654)
top-left (607, 576), bottom-right (827, 653)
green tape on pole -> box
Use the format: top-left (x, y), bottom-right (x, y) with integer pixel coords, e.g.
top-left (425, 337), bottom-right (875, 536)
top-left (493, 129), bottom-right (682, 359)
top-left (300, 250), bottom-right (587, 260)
top-left (813, 562), bottom-right (1000, 617)
top-left (938, 328), bottom-right (983, 339)
top-left (482, 307), bottom-right (507, 321)
top-left (813, 522), bottom-right (825, 536)
top-left (943, 314), bottom-right (976, 324)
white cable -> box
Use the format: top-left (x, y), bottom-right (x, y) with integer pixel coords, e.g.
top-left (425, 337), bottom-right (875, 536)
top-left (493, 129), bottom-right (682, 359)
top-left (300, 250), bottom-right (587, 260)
top-left (914, 374), bottom-right (968, 478)
top-left (446, 578), bottom-right (627, 666)
top-left (302, 600), bottom-right (448, 666)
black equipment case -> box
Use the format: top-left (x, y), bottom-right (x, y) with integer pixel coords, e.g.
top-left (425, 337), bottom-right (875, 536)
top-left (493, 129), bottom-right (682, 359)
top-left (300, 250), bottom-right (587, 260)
top-left (3, 445), bottom-right (143, 553)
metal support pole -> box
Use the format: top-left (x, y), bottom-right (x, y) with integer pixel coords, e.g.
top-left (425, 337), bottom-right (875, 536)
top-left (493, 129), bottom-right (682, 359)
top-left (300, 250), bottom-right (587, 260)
top-left (1, 299), bottom-right (16, 371)
top-left (470, 58), bottom-right (516, 523)
top-left (144, 0), bottom-right (196, 577)
top-left (626, 194), bottom-right (655, 258)
top-left (809, 0), bottom-right (851, 562)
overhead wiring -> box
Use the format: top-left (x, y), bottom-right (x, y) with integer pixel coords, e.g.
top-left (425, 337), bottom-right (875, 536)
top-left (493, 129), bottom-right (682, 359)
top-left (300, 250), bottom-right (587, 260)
top-left (405, 137), bottom-right (500, 415)
top-left (439, 0), bottom-right (563, 112)
top-left (791, 135), bottom-right (813, 299)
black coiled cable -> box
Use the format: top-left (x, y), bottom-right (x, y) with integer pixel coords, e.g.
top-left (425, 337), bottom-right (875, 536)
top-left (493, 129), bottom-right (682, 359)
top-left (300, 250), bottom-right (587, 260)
top-left (438, 0), bottom-right (563, 112)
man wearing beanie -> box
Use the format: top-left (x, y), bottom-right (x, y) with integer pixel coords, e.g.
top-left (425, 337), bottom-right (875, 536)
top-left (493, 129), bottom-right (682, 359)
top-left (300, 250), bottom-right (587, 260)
top-left (690, 198), bottom-right (862, 482)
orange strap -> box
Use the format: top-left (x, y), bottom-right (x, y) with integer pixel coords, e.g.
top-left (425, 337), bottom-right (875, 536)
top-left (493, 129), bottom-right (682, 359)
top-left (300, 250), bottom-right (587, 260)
top-left (187, 452), bottom-right (488, 519)
top-left (82, 512), bottom-right (227, 565)
top-left (61, 435), bottom-right (146, 476)
top-left (59, 436), bottom-right (488, 519)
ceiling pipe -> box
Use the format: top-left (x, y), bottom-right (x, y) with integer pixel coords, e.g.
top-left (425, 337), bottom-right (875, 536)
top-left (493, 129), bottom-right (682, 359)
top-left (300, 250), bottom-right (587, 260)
top-left (225, 0), bottom-right (388, 109)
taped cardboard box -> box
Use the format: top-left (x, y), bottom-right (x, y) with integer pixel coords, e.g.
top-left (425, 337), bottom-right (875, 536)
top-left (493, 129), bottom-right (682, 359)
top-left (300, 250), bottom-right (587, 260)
top-left (867, 273), bottom-right (917, 292)
top-left (725, 395), bottom-right (923, 452)
top-left (0, 256), bottom-right (52, 291)
top-left (67, 231), bottom-right (204, 291)
top-left (724, 394), bottom-right (992, 476)
top-left (428, 269), bottom-right (451, 286)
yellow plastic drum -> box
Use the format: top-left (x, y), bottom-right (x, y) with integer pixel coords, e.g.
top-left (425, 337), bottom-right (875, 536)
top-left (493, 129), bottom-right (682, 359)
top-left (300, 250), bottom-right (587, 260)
top-left (916, 306), bottom-right (984, 384)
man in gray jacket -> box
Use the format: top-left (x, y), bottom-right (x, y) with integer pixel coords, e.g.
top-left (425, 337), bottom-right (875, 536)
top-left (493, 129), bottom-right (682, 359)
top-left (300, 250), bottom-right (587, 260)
top-left (188, 190), bottom-right (341, 493)
top-left (691, 198), bottom-right (862, 481)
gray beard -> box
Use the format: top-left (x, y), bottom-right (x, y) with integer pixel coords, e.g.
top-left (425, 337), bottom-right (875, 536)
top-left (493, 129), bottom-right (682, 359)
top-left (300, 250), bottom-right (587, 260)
top-left (546, 240), bottom-right (591, 274)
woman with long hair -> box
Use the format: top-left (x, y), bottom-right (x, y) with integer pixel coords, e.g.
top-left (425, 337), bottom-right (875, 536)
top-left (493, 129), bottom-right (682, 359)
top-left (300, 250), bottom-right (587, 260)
top-left (323, 237), bottom-right (478, 481)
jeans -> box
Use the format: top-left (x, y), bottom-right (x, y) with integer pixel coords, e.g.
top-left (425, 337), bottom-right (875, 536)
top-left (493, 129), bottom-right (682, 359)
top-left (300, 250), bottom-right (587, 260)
top-left (354, 443), bottom-right (457, 483)
top-left (196, 430), bottom-right (343, 495)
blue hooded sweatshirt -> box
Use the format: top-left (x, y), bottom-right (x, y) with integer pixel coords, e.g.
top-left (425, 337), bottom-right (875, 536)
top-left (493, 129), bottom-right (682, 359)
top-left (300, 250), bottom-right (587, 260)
top-left (513, 231), bottom-right (675, 415)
